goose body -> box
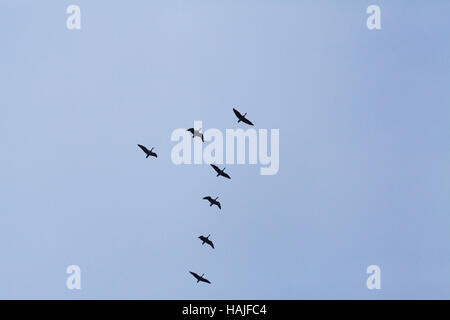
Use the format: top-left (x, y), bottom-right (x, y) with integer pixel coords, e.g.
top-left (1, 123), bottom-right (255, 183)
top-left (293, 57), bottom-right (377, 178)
top-left (137, 144), bottom-right (158, 158)
top-left (203, 196), bottom-right (221, 209)
top-left (210, 164), bottom-right (231, 179)
top-left (189, 271), bottom-right (211, 284)
top-left (187, 128), bottom-right (204, 142)
top-left (198, 234), bottom-right (215, 249)
top-left (233, 108), bottom-right (254, 126)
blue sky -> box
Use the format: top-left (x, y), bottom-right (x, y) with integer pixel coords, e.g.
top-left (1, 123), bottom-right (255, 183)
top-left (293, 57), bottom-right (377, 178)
top-left (0, 1), bottom-right (449, 299)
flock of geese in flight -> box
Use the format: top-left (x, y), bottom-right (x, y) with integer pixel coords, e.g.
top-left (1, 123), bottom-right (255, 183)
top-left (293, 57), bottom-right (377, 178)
top-left (138, 108), bottom-right (254, 285)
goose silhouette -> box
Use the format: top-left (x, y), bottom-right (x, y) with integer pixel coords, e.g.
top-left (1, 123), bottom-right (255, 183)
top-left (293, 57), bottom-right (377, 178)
top-left (210, 164), bottom-right (231, 179)
top-left (189, 271), bottom-right (211, 284)
top-left (137, 144), bottom-right (157, 158)
top-left (203, 196), bottom-right (221, 209)
top-left (198, 234), bottom-right (215, 249)
top-left (233, 108), bottom-right (254, 126)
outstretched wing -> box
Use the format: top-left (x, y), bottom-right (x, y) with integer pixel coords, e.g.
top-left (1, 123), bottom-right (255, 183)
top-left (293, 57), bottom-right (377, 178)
top-left (233, 108), bottom-right (243, 119)
top-left (138, 144), bottom-right (149, 154)
top-left (201, 278), bottom-right (211, 284)
top-left (203, 196), bottom-right (212, 201)
top-left (210, 164), bottom-right (220, 174)
top-left (242, 118), bottom-right (254, 126)
top-left (189, 271), bottom-right (200, 280)
top-left (152, 152), bottom-right (158, 158)
top-left (216, 202), bottom-right (221, 209)
top-left (207, 239), bottom-right (215, 249)
top-left (221, 172), bottom-right (231, 179)
top-left (187, 128), bottom-right (195, 135)
top-left (201, 134), bottom-right (204, 142)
